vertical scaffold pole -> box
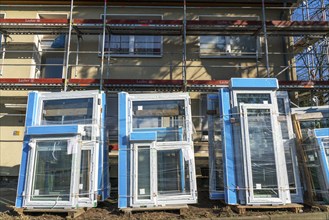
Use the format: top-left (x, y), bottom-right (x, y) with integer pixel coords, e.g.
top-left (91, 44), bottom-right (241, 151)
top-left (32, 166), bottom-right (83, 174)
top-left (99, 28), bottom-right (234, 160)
top-left (0, 35), bottom-right (7, 76)
top-left (262, 0), bottom-right (270, 77)
top-left (64, 0), bottom-right (74, 91)
top-left (100, 0), bottom-right (107, 91)
top-left (182, 0), bottom-right (187, 91)
top-left (74, 35), bottom-right (80, 78)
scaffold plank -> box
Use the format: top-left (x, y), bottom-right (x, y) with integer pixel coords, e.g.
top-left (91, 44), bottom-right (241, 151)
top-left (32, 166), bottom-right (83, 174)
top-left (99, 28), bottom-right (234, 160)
top-left (0, 78), bottom-right (328, 91)
top-left (0, 18), bottom-right (328, 36)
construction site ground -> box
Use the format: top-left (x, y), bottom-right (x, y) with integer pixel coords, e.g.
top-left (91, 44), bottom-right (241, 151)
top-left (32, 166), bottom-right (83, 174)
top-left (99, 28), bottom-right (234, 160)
top-left (1, 178), bottom-right (329, 220)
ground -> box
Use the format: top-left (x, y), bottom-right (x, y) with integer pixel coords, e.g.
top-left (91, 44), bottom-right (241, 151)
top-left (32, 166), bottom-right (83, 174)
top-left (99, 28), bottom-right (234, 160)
top-left (0, 178), bottom-right (322, 220)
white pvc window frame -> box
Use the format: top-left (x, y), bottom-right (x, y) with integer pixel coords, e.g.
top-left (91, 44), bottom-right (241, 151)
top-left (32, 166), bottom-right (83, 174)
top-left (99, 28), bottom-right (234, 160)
top-left (24, 136), bottom-right (97, 208)
top-left (276, 91), bottom-right (303, 202)
top-left (231, 90), bottom-right (278, 204)
top-left (35, 91), bottom-right (101, 128)
top-left (23, 136), bottom-right (79, 208)
top-left (240, 103), bottom-right (290, 205)
top-left (77, 144), bottom-right (97, 206)
top-left (23, 91), bottom-right (102, 208)
top-left (131, 142), bottom-right (155, 206)
top-left (131, 142), bottom-right (196, 207)
top-left (232, 90), bottom-right (277, 109)
top-left (127, 93), bottom-right (197, 207)
top-left (155, 143), bottom-right (197, 204)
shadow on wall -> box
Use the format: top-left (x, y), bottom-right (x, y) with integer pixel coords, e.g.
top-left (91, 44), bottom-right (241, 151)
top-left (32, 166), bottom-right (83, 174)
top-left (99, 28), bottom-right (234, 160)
top-left (0, 173), bottom-right (18, 212)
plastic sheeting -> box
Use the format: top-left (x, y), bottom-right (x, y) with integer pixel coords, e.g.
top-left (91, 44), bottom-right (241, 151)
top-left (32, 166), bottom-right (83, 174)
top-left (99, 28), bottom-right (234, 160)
top-left (118, 92), bottom-right (197, 208)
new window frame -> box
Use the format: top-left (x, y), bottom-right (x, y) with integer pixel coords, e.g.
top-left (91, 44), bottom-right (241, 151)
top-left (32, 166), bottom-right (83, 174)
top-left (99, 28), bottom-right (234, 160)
top-left (23, 136), bottom-right (79, 208)
top-left (314, 129), bottom-right (329, 192)
top-left (130, 142), bottom-right (195, 207)
top-left (35, 91), bottom-right (101, 128)
top-left (198, 15), bottom-right (261, 59)
top-left (240, 103), bottom-right (290, 205)
top-left (127, 93), bottom-right (197, 208)
top-left (23, 91), bottom-right (102, 208)
top-left (207, 94), bottom-right (225, 200)
top-left (100, 14), bottom-right (163, 58)
top-left (276, 91), bottom-right (303, 203)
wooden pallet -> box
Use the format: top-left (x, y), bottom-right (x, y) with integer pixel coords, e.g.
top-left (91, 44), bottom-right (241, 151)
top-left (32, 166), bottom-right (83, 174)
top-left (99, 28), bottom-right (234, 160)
top-left (121, 205), bottom-right (188, 216)
top-left (15, 207), bottom-right (90, 219)
top-left (230, 203), bottom-right (303, 215)
top-left (317, 204), bottom-right (329, 212)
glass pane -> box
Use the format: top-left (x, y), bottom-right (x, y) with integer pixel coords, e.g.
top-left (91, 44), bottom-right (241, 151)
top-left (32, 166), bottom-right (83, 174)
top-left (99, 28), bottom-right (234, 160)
top-left (79, 150), bottom-right (91, 198)
top-left (137, 146), bottom-right (151, 200)
top-left (285, 147), bottom-right (296, 194)
top-left (237, 93), bottom-right (271, 105)
top-left (279, 121), bottom-right (290, 140)
top-left (109, 35), bottom-right (129, 54)
top-left (41, 53), bottom-right (64, 78)
top-left (247, 108), bottom-right (278, 198)
top-left (135, 35), bottom-right (161, 55)
top-left (132, 100), bottom-right (186, 142)
top-left (277, 98), bottom-right (286, 115)
top-left (200, 36), bottom-right (226, 56)
top-left (209, 115), bottom-right (224, 192)
top-left (31, 140), bottom-right (72, 201)
top-left (323, 138), bottom-right (329, 165)
top-left (230, 36), bottom-right (257, 56)
top-left (157, 149), bottom-right (190, 196)
top-left (42, 98), bottom-right (93, 125)
top-left (300, 119), bottom-right (329, 138)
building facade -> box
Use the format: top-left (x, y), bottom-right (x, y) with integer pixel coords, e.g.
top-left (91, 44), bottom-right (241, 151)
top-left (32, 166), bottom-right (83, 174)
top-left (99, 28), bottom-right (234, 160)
top-left (0, 0), bottom-right (325, 178)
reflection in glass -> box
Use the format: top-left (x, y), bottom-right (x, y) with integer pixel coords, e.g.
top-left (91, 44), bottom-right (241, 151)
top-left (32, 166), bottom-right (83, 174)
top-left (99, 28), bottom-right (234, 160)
top-left (79, 150), bottom-right (91, 198)
top-left (157, 149), bottom-right (190, 196)
top-left (277, 98), bottom-right (286, 115)
top-left (210, 116), bottom-right (224, 192)
top-left (137, 146), bottom-right (151, 200)
top-left (132, 100), bottom-right (186, 142)
top-left (323, 138), bottom-right (329, 167)
top-left (247, 109), bottom-right (278, 198)
top-left (237, 94), bottom-right (271, 105)
top-left (31, 140), bottom-right (72, 201)
top-left (42, 98), bottom-right (93, 125)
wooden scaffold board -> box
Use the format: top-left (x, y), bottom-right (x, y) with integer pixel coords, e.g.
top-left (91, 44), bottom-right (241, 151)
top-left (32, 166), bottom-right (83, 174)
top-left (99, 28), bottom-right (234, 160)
top-left (230, 203), bottom-right (304, 215)
top-left (121, 204), bottom-right (189, 216)
top-left (15, 207), bottom-right (90, 219)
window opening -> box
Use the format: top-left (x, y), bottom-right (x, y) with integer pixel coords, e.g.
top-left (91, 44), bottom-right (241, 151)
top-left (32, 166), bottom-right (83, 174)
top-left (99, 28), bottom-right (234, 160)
top-left (199, 16), bottom-right (259, 58)
top-left (101, 15), bottom-right (162, 57)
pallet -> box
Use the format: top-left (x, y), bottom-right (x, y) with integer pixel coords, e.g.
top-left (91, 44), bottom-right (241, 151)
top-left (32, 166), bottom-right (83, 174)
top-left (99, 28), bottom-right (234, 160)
top-left (317, 204), bottom-right (329, 212)
top-left (230, 203), bottom-right (303, 215)
top-left (15, 207), bottom-right (89, 219)
top-left (121, 204), bottom-right (188, 216)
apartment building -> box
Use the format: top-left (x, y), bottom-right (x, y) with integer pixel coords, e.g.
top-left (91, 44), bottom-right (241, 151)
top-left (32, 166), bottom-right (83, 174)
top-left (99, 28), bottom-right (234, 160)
top-left (0, 0), bottom-right (328, 178)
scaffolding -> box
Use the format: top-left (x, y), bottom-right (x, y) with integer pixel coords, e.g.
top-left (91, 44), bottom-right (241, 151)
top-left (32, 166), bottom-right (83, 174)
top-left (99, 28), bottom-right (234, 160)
top-left (292, 0), bottom-right (329, 105)
top-left (0, 0), bottom-right (328, 94)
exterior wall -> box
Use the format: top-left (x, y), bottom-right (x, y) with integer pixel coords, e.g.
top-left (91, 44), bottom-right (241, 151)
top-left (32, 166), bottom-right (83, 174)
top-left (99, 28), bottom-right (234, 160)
top-left (1, 6), bottom-right (292, 80)
top-left (0, 4), bottom-right (294, 176)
